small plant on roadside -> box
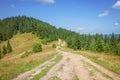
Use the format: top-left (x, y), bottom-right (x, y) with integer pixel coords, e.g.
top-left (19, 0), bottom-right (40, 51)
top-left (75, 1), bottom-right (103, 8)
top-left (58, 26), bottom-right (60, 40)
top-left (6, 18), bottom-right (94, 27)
top-left (52, 43), bottom-right (56, 48)
top-left (21, 51), bottom-right (32, 58)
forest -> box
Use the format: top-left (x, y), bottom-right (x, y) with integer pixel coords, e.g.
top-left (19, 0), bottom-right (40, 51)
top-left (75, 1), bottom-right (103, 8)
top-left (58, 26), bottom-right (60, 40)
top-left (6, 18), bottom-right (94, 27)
top-left (0, 16), bottom-right (120, 56)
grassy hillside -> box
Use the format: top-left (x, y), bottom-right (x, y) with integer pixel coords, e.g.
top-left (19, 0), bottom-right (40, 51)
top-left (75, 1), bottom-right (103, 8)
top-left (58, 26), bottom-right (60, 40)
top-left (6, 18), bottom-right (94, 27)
top-left (0, 33), bottom-right (56, 80)
top-left (0, 33), bottom-right (40, 58)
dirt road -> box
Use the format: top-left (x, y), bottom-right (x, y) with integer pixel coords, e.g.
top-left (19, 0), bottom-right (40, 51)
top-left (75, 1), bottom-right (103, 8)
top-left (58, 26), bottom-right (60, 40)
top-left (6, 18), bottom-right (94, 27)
top-left (13, 48), bottom-right (120, 80)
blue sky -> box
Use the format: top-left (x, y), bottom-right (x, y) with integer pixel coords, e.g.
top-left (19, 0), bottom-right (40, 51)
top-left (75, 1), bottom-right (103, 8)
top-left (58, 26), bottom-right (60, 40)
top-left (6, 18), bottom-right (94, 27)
top-left (0, 0), bottom-right (120, 34)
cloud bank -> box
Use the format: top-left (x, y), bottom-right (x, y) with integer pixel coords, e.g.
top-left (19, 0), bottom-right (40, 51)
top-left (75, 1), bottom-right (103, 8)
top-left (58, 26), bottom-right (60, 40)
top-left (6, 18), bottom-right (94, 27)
top-left (77, 27), bottom-right (83, 31)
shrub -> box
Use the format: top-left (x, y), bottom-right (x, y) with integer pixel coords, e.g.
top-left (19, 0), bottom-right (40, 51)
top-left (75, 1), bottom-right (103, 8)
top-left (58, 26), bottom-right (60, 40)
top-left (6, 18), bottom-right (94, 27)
top-left (41, 39), bottom-right (48, 45)
top-left (52, 43), bottom-right (56, 48)
top-left (32, 43), bottom-right (42, 52)
top-left (0, 48), bottom-right (2, 59)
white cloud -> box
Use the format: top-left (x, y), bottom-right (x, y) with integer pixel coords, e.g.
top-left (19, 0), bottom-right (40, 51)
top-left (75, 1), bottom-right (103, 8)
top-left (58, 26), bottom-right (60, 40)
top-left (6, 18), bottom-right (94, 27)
top-left (77, 27), bottom-right (83, 31)
top-left (35, 0), bottom-right (55, 4)
top-left (10, 4), bottom-right (15, 8)
top-left (76, 27), bottom-right (84, 33)
top-left (114, 21), bottom-right (120, 26)
top-left (112, 0), bottom-right (120, 9)
top-left (98, 11), bottom-right (109, 17)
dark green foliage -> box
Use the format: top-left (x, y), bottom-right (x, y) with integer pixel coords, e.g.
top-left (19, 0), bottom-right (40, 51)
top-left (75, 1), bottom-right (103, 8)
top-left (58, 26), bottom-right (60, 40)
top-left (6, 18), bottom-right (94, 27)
top-left (110, 33), bottom-right (118, 55)
top-left (0, 40), bottom-right (13, 58)
top-left (52, 44), bottom-right (56, 48)
top-left (94, 34), bottom-right (104, 52)
top-left (117, 43), bottom-right (120, 56)
top-left (41, 39), bottom-right (48, 45)
top-left (0, 48), bottom-right (2, 59)
top-left (2, 45), bottom-right (7, 55)
top-left (72, 35), bottom-right (81, 50)
top-left (0, 16), bottom-right (120, 56)
top-left (6, 40), bottom-right (12, 53)
top-left (0, 16), bottom-right (58, 42)
top-left (65, 32), bottom-right (120, 55)
top-left (32, 43), bottom-right (42, 52)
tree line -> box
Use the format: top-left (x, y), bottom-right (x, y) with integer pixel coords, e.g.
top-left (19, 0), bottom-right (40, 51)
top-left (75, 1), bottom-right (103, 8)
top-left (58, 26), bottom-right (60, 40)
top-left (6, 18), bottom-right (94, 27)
top-left (65, 33), bottom-right (120, 55)
top-left (0, 16), bottom-right (120, 56)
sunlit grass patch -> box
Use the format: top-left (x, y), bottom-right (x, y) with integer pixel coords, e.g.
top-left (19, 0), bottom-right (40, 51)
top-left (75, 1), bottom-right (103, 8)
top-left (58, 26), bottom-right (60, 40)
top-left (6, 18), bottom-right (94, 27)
top-left (48, 76), bottom-right (61, 80)
top-left (0, 52), bottom-right (56, 80)
top-left (72, 74), bottom-right (79, 80)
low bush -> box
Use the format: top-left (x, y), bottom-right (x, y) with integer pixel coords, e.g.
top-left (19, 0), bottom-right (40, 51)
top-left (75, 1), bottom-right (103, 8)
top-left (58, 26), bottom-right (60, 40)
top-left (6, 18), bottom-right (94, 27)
top-left (32, 43), bottom-right (42, 53)
top-left (52, 43), bottom-right (56, 48)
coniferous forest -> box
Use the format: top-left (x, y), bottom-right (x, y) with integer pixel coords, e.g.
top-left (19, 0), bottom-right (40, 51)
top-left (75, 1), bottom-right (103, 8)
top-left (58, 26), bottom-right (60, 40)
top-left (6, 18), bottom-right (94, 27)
top-left (0, 16), bottom-right (120, 56)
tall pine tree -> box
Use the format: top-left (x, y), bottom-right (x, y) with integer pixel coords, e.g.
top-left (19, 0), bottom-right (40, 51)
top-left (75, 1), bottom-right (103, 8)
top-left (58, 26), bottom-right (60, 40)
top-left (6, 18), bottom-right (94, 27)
top-left (0, 48), bottom-right (2, 59)
top-left (6, 40), bottom-right (12, 53)
top-left (110, 33), bottom-right (118, 55)
top-left (2, 45), bottom-right (7, 55)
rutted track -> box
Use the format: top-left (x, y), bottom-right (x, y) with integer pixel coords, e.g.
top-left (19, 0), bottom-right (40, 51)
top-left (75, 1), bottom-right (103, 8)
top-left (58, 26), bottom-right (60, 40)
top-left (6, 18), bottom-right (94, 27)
top-left (13, 49), bottom-right (120, 80)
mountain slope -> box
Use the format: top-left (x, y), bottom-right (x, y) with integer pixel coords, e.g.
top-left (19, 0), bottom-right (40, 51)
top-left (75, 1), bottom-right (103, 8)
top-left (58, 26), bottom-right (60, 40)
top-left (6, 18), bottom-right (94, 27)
top-left (0, 16), bottom-right (120, 55)
top-left (0, 33), bottom-right (56, 80)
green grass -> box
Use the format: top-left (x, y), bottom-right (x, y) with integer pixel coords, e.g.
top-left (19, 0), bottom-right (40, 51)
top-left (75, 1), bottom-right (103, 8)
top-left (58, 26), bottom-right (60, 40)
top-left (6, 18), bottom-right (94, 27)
top-left (75, 51), bottom-right (120, 75)
top-left (62, 48), bottom-right (120, 75)
top-left (48, 76), bottom-right (61, 80)
top-left (81, 60), bottom-right (113, 80)
top-left (32, 63), bottom-right (55, 80)
top-left (20, 50), bottom-right (32, 58)
top-left (72, 75), bottom-right (79, 80)
top-left (0, 53), bottom-right (56, 80)
top-left (0, 33), bottom-right (58, 80)
top-left (32, 54), bottom-right (62, 80)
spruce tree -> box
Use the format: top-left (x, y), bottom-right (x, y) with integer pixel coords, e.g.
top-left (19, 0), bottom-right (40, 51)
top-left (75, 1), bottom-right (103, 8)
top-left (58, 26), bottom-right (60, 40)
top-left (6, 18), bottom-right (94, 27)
top-left (6, 40), bottom-right (12, 53)
top-left (73, 34), bottom-right (81, 50)
top-left (2, 45), bottom-right (7, 55)
top-left (0, 48), bottom-right (2, 59)
top-left (95, 34), bottom-right (104, 52)
top-left (110, 33), bottom-right (118, 55)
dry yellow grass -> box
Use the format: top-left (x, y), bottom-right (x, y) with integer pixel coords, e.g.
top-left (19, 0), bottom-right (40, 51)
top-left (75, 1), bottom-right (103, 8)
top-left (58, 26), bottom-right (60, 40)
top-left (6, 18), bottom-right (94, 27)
top-left (0, 33), bottom-right (56, 80)
top-left (62, 48), bottom-right (120, 74)
top-left (0, 33), bottom-right (40, 59)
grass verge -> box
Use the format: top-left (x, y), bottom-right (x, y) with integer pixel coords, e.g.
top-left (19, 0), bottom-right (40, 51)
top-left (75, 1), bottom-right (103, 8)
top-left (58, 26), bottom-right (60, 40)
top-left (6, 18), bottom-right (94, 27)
top-left (0, 53), bottom-right (56, 80)
top-left (62, 48), bottom-right (120, 75)
top-left (72, 75), bottom-right (79, 80)
top-left (48, 76), bottom-right (61, 80)
top-left (81, 60), bottom-right (113, 80)
top-left (32, 54), bottom-right (62, 80)
top-left (76, 51), bottom-right (120, 75)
